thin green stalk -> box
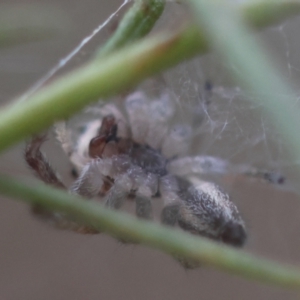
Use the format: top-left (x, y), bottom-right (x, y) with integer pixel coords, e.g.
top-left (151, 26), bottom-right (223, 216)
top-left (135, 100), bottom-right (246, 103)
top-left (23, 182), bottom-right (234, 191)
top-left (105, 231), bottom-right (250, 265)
top-left (97, 0), bottom-right (165, 57)
top-left (1, 175), bottom-right (300, 289)
top-left (186, 0), bottom-right (300, 174)
top-left (0, 26), bottom-right (205, 151)
top-left (0, 1), bottom-right (298, 153)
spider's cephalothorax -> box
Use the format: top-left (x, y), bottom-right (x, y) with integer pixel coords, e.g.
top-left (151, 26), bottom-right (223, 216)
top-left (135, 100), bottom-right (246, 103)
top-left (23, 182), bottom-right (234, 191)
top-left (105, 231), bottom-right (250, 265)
top-left (26, 91), bottom-right (286, 266)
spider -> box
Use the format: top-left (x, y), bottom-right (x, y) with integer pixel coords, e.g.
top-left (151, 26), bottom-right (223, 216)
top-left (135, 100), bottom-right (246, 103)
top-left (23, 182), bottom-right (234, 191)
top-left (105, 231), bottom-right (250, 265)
top-left (25, 91), bottom-right (284, 266)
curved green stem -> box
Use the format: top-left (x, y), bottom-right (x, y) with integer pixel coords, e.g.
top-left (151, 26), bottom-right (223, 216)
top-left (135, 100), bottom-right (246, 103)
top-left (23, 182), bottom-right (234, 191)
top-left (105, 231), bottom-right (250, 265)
top-left (97, 0), bottom-right (165, 57)
top-left (0, 25), bottom-right (204, 151)
top-left (1, 175), bottom-right (300, 289)
top-left (0, 1), bottom-right (298, 153)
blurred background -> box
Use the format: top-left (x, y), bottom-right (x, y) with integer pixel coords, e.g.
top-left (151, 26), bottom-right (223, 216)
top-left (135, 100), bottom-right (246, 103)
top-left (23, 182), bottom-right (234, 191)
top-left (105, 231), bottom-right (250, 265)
top-left (1, 1), bottom-right (300, 299)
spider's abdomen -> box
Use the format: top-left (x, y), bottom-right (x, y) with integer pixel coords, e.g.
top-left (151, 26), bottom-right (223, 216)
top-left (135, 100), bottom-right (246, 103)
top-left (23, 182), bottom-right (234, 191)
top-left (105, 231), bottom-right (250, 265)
top-left (177, 176), bottom-right (246, 247)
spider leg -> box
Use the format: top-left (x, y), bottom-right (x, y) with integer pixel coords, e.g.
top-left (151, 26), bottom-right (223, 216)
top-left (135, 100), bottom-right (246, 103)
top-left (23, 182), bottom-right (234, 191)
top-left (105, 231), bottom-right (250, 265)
top-left (135, 195), bottom-right (153, 220)
top-left (55, 122), bottom-right (73, 158)
top-left (159, 175), bottom-right (181, 226)
top-left (161, 204), bottom-right (180, 226)
top-left (161, 125), bottom-right (192, 158)
top-left (103, 169), bottom-right (152, 211)
top-left (102, 173), bottom-right (138, 244)
top-left (168, 156), bottom-right (231, 177)
top-left (25, 135), bottom-right (98, 233)
top-left (125, 91), bottom-right (151, 144)
top-left (102, 169), bottom-right (156, 244)
top-left (104, 177), bottom-right (129, 209)
top-left (145, 92), bottom-right (175, 149)
top-left (103, 173), bottom-right (156, 246)
top-left (70, 161), bottom-right (104, 198)
top-left (238, 166), bottom-right (285, 185)
top-left (168, 155), bottom-right (285, 186)
top-left (25, 135), bottom-right (65, 188)
top-left (133, 172), bottom-right (158, 220)
top-left (55, 121), bottom-right (92, 175)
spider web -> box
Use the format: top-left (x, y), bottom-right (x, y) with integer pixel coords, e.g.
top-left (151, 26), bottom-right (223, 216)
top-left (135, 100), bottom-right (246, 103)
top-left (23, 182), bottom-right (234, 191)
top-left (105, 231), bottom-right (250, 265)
top-left (159, 3), bottom-right (300, 196)
top-left (18, 2), bottom-right (300, 198)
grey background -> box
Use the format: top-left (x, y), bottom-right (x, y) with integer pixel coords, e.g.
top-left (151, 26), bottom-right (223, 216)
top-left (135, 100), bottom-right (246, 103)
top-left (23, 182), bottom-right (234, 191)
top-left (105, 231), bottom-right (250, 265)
top-left (0, 1), bottom-right (300, 299)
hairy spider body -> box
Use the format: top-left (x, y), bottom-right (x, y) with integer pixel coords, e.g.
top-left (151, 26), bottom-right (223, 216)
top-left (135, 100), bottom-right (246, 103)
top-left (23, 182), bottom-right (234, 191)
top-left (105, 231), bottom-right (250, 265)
top-left (25, 91), bottom-right (258, 266)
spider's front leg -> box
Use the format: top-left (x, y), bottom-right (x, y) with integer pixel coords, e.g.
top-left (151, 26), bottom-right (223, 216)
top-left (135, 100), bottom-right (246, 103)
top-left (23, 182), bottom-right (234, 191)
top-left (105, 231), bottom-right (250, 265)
top-left (25, 135), bottom-right (99, 234)
top-left (104, 170), bottom-right (155, 220)
top-left (25, 135), bottom-right (65, 223)
top-left (70, 160), bottom-right (105, 198)
top-left (25, 135), bottom-right (65, 188)
top-left (102, 163), bottom-right (158, 244)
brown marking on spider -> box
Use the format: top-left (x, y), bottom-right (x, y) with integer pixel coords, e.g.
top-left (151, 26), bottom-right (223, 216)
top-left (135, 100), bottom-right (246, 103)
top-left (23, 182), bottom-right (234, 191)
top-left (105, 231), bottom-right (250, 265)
top-left (89, 115), bottom-right (118, 158)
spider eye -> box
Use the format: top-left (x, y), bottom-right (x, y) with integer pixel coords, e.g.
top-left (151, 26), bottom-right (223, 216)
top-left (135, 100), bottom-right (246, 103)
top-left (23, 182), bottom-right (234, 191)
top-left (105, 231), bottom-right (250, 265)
top-left (221, 222), bottom-right (247, 247)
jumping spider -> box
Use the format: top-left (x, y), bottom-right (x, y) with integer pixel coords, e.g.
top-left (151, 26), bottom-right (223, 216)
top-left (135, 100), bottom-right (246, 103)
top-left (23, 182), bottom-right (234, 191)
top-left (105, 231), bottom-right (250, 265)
top-left (25, 91), bottom-right (284, 266)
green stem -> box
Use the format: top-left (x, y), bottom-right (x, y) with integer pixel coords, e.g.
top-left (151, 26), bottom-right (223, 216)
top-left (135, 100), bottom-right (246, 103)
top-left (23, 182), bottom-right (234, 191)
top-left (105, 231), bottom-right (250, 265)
top-left (97, 0), bottom-right (165, 57)
top-left (0, 25), bottom-right (204, 151)
top-left (0, 1), bottom-right (298, 153)
top-left (1, 175), bottom-right (300, 289)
